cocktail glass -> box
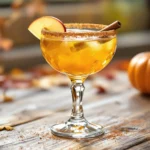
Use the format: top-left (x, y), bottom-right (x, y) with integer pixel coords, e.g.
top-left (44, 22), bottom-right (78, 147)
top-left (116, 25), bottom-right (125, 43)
top-left (40, 23), bottom-right (117, 138)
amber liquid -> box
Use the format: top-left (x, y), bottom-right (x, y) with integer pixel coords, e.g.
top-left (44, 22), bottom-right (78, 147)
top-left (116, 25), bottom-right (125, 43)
top-left (40, 29), bottom-right (117, 76)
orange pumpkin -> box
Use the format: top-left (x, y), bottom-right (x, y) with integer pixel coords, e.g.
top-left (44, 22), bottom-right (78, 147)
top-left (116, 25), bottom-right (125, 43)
top-left (128, 52), bottom-right (150, 94)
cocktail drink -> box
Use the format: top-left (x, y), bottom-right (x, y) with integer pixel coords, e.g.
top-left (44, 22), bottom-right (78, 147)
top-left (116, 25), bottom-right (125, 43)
top-left (28, 17), bottom-right (118, 138)
top-left (41, 25), bottom-right (116, 77)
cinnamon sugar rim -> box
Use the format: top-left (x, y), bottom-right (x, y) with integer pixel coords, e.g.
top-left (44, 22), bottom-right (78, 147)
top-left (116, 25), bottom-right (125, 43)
top-left (41, 23), bottom-right (116, 38)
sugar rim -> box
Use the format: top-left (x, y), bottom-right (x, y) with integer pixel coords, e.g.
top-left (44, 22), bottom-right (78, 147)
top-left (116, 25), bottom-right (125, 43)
top-left (41, 23), bottom-right (116, 38)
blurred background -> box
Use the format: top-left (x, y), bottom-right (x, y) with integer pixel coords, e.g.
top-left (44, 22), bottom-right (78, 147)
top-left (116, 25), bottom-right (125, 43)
top-left (0, 0), bottom-right (150, 71)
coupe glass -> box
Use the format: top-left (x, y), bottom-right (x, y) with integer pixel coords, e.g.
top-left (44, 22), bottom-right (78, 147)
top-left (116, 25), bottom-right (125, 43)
top-left (40, 23), bottom-right (117, 138)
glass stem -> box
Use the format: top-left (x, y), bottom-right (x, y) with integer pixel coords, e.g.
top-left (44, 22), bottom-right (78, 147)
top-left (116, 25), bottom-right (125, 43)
top-left (70, 81), bottom-right (85, 120)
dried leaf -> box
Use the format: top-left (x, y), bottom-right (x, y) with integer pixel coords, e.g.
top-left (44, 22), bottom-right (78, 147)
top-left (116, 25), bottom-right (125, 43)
top-left (0, 125), bottom-right (14, 131)
top-left (30, 65), bottom-right (58, 77)
top-left (0, 66), bottom-right (4, 74)
top-left (0, 126), bottom-right (4, 131)
top-left (33, 75), bottom-right (69, 89)
top-left (111, 60), bottom-right (130, 71)
top-left (5, 125), bottom-right (14, 131)
top-left (10, 68), bottom-right (24, 75)
top-left (116, 60), bottom-right (130, 71)
top-left (11, 0), bottom-right (24, 9)
top-left (103, 73), bottom-right (116, 80)
top-left (0, 37), bottom-right (13, 51)
top-left (3, 96), bottom-right (14, 102)
top-left (95, 84), bottom-right (106, 94)
top-left (11, 79), bottom-right (32, 88)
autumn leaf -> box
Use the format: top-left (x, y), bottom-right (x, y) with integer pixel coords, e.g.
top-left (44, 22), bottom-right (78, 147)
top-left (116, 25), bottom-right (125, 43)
top-left (0, 37), bottom-right (13, 51)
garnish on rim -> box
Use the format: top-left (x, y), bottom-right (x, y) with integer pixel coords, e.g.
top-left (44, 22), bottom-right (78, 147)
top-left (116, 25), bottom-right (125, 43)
top-left (28, 16), bottom-right (66, 39)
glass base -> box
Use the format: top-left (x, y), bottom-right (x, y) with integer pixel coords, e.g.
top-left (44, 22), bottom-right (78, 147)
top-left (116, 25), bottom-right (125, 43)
top-left (51, 118), bottom-right (104, 139)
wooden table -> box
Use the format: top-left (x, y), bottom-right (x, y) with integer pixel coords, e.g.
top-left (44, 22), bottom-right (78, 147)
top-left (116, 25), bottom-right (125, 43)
top-left (0, 71), bottom-right (150, 150)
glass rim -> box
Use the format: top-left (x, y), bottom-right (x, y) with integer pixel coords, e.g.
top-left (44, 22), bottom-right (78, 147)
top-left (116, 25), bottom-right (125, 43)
top-left (41, 23), bottom-right (117, 38)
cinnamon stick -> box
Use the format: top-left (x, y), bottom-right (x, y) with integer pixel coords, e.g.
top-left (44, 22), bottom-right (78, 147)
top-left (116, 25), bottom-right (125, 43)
top-left (100, 21), bottom-right (121, 31)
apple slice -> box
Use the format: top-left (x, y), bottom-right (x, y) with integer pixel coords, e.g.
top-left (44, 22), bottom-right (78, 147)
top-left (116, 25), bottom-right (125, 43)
top-left (28, 16), bottom-right (66, 39)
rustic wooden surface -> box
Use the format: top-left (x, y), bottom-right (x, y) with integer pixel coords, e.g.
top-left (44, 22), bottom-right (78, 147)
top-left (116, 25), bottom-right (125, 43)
top-left (0, 71), bottom-right (150, 150)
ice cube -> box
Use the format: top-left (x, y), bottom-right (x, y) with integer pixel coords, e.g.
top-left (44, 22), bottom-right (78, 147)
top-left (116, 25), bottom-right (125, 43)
top-left (86, 41), bottom-right (101, 50)
top-left (70, 42), bottom-right (87, 52)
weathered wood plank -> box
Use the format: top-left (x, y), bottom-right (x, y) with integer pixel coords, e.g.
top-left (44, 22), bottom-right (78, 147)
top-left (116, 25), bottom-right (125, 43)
top-left (0, 110), bottom-right (149, 150)
top-left (0, 87), bottom-right (149, 128)
top-left (0, 72), bottom-right (149, 150)
top-left (0, 72), bottom-right (130, 115)
top-left (129, 141), bottom-right (150, 150)
top-left (0, 90), bottom-right (149, 149)
top-left (0, 72), bottom-right (132, 127)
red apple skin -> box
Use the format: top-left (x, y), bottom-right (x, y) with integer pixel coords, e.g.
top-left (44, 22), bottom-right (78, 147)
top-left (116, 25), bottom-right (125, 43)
top-left (50, 16), bottom-right (66, 32)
